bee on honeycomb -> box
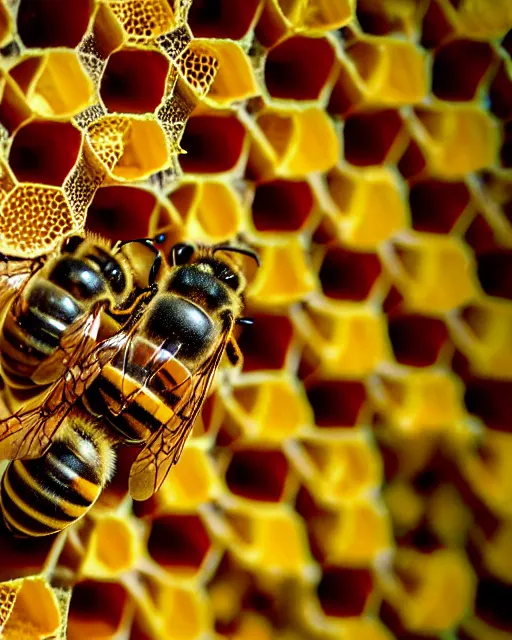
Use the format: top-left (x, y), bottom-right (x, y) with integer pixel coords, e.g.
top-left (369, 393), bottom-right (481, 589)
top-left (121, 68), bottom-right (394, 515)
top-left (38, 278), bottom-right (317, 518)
top-left (0, 0), bottom-right (511, 639)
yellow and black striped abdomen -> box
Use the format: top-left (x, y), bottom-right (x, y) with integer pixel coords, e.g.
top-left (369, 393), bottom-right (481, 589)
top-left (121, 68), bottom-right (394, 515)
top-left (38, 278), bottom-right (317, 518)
top-left (0, 418), bottom-right (114, 538)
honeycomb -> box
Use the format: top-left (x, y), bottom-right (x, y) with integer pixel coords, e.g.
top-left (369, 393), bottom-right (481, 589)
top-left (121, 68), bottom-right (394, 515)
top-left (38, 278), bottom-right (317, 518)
top-left (0, 0), bottom-right (511, 638)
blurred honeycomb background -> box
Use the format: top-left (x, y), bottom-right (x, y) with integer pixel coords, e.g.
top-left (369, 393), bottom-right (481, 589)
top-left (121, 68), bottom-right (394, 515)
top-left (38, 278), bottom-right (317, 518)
top-left (0, 0), bottom-right (511, 638)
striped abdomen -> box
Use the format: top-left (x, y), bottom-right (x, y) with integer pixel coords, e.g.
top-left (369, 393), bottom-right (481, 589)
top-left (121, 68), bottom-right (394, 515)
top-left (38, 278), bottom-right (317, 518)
top-left (84, 335), bottom-right (193, 445)
top-left (0, 419), bottom-right (114, 537)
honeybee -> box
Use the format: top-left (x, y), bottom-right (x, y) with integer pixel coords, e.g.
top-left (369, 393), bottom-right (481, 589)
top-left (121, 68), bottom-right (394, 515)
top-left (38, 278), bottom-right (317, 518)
top-left (0, 233), bottom-right (162, 391)
top-left (0, 241), bottom-right (258, 536)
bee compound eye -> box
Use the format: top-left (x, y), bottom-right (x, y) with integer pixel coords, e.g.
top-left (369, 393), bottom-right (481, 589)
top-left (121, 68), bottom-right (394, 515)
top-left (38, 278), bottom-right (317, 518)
top-left (171, 243), bottom-right (195, 266)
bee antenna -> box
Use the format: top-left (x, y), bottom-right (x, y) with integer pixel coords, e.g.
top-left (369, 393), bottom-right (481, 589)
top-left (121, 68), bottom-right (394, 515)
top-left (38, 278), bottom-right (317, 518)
top-left (118, 235), bottom-right (163, 286)
top-left (213, 246), bottom-right (260, 267)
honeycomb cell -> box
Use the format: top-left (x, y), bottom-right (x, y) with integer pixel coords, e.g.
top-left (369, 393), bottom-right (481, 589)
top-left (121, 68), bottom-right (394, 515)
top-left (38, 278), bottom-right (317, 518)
top-left (80, 515), bottom-right (141, 579)
top-left (409, 178), bottom-right (471, 234)
top-left (107, 0), bottom-right (175, 40)
top-left (432, 39), bottom-right (496, 102)
top-left (188, 0), bottom-right (261, 40)
top-left (412, 105), bottom-right (499, 177)
top-left (180, 113), bottom-right (247, 174)
top-left (449, 300), bottom-right (512, 378)
top-left (308, 499), bottom-right (392, 565)
top-left (247, 241), bottom-right (317, 305)
top-left (319, 245), bottom-right (381, 301)
top-left (317, 567), bottom-right (374, 617)
top-left (148, 514), bottom-right (214, 577)
top-left (67, 581), bottom-right (128, 640)
top-left (372, 370), bottom-right (466, 435)
top-left (477, 250), bottom-right (512, 300)
top-left (264, 35), bottom-right (336, 102)
top-left (420, 0), bottom-right (454, 48)
top-left (237, 313), bottom-right (293, 372)
top-left (306, 378), bottom-right (368, 428)
top-left (100, 48), bottom-right (169, 114)
top-left (295, 435), bottom-right (382, 503)
top-left (299, 0), bottom-right (354, 31)
top-left (9, 120), bottom-right (82, 186)
top-left (356, 0), bottom-right (421, 36)
top-left (86, 185), bottom-right (159, 241)
top-left (387, 236), bottom-right (477, 313)
top-left (227, 375), bottom-right (312, 440)
top-left (254, 107), bottom-right (340, 177)
top-left (385, 548), bottom-right (476, 634)
top-left (91, 3), bottom-right (125, 59)
top-left (465, 379), bottom-right (512, 431)
top-left (170, 180), bottom-right (243, 242)
top-left (346, 37), bottom-right (428, 105)
top-left (225, 448), bottom-right (289, 502)
top-left (293, 303), bottom-right (391, 376)
top-left (205, 41), bottom-right (259, 106)
top-left (328, 167), bottom-right (408, 246)
top-left (224, 506), bottom-right (314, 578)
top-left (344, 109), bottom-right (406, 166)
top-left (156, 582), bottom-right (211, 640)
top-left (387, 314), bottom-right (451, 367)
top-left (0, 576), bottom-right (67, 639)
top-left (153, 444), bottom-right (221, 511)
top-left (0, 184), bottom-right (79, 258)
top-left (21, 50), bottom-right (95, 118)
top-left (17, 0), bottom-right (95, 48)
top-left (450, 0), bottom-right (512, 40)
top-left (251, 179), bottom-right (313, 233)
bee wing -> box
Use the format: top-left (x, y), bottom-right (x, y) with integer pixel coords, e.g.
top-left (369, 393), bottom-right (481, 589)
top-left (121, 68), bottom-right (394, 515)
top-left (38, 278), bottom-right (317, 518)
top-left (0, 303), bottom-right (139, 461)
top-left (129, 315), bottom-right (234, 501)
top-left (0, 257), bottom-right (42, 308)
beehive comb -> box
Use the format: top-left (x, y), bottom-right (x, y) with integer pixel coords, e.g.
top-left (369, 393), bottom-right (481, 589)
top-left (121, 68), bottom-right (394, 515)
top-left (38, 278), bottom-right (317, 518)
top-left (0, 0), bottom-right (511, 638)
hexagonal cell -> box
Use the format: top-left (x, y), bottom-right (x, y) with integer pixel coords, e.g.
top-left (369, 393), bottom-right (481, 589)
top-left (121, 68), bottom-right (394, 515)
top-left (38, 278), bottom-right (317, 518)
top-left (413, 106), bottom-right (499, 177)
top-left (464, 378), bottom-right (512, 430)
top-left (205, 41), bottom-right (259, 106)
top-left (17, 0), bottom-right (95, 48)
top-left (86, 185), bottom-right (159, 241)
top-left (225, 448), bottom-right (289, 502)
top-left (253, 107), bottom-right (340, 177)
top-left (388, 314), bottom-right (451, 367)
top-left (237, 312), bottom-right (293, 372)
top-left (489, 61), bottom-right (512, 120)
top-left (188, 0), bottom-right (261, 39)
top-left (9, 120), bottom-right (82, 186)
top-left (306, 378), bottom-right (368, 428)
top-left (432, 39), bottom-right (496, 101)
top-left (180, 114), bottom-right (247, 174)
top-left (100, 48), bottom-right (169, 114)
top-left (107, 0), bottom-right (175, 40)
top-left (420, 0), bottom-right (455, 48)
top-left (344, 109), bottom-right (406, 166)
top-left (251, 179), bottom-right (314, 233)
top-left (409, 179), bottom-right (471, 233)
top-left (475, 578), bottom-right (512, 636)
top-left (387, 236), bottom-right (477, 313)
top-left (155, 582), bottom-right (212, 640)
top-left (477, 250), bottom-right (512, 300)
top-left (319, 246), bottom-right (382, 301)
top-left (67, 581), bottom-right (128, 639)
top-left (148, 514), bottom-right (213, 576)
top-left (345, 38), bottom-right (428, 105)
top-left (247, 241), bottom-right (317, 305)
top-left (317, 567), bottom-right (374, 617)
top-left (264, 36), bottom-right (336, 101)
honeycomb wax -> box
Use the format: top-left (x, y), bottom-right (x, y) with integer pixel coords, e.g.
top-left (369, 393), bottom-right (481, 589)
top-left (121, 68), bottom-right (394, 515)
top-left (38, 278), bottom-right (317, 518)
top-left (0, 0), bottom-right (511, 638)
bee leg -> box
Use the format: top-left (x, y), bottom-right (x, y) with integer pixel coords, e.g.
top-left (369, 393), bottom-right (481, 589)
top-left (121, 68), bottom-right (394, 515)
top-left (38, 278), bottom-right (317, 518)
top-left (226, 338), bottom-right (242, 366)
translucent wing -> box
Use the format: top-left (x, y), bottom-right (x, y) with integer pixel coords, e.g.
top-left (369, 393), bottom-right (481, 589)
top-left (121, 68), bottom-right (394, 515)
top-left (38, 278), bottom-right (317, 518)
top-left (0, 303), bottom-right (142, 461)
top-left (0, 256), bottom-right (43, 309)
top-left (129, 316), bottom-right (234, 501)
